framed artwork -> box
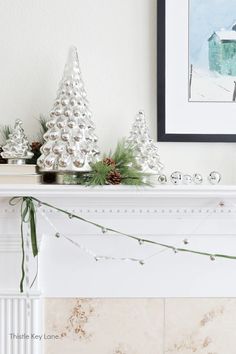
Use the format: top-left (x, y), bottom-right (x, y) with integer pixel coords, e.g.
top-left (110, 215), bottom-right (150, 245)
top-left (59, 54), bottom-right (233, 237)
top-left (157, 0), bottom-right (236, 142)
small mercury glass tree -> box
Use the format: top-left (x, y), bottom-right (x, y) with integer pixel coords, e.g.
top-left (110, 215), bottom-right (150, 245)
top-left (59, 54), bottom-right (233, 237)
top-left (126, 111), bottom-right (164, 174)
top-left (37, 46), bottom-right (99, 174)
top-left (1, 120), bottom-right (33, 164)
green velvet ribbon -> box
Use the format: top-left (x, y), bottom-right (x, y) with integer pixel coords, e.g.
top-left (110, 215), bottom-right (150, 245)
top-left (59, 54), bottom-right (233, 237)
top-left (9, 197), bottom-right (38, 293)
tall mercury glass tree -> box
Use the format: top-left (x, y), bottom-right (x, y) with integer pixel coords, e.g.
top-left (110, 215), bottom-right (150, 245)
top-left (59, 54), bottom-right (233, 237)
top-left (37, 47), bottom-right (99, 176)
top-left (126, 111), bottom-right (164, 174)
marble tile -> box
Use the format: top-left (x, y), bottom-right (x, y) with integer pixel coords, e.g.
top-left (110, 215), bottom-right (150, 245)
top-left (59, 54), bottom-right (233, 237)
top-left (45, 298), bottom-right (164, 354)
top-left (165, 298), bottom-right (236, 354)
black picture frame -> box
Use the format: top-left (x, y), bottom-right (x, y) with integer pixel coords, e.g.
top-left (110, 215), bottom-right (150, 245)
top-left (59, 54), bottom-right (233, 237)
top-left (157, 0), bottom-right (236, 142)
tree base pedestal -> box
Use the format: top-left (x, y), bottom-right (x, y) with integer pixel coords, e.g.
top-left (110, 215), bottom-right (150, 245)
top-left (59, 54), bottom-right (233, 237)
top-left (55, 172), bottom-right (90, 185)
top-left (56, 173), bottom-right (78, 185)
top-left (7, 158), bottom-right (27, 165)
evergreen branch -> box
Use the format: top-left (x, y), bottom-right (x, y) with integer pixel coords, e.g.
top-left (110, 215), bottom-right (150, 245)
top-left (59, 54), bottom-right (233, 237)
top-left (89, 140), bottom-right (148, 186)
top-left (0, 125), bottom-right (12, 145)
top-left (37, 115), bottom-right (48, 143)
top-left (111, 139), bottom-right (137, 168)
top-left (87, 162), bottom-right (113, 185)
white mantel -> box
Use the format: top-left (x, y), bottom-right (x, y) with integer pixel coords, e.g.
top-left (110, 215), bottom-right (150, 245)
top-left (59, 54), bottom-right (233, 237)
top-left (1, 184), bottom-right (236, 354)
top-left (0, 184), bottom-right (236, 197)
top-left (0, 184), bottom-right (236, 199)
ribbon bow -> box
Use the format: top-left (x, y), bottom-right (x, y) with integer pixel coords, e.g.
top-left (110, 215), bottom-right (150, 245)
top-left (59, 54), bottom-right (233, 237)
top-left (9, 197), bottom-right (38, 292)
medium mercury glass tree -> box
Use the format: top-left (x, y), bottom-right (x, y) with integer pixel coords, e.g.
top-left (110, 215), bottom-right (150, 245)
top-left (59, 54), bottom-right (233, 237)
top-left (126, 111), bottom-right (164, 174)
top-left (38, 47), bottom-right (99, 174)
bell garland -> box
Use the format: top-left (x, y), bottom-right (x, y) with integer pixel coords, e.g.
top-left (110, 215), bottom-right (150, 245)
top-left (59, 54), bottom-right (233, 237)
top-left (9, 196), bottom-right (236, 293)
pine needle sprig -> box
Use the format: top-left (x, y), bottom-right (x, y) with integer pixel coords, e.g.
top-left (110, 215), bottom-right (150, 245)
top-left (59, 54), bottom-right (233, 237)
top-left (88, 161), bottom-right (113, 185)
top-left (110, 140), bottom-right (136, 168)
top-left (121, 169), bottom-right (150, 186)
top-left (37, 115), bottom-right (48, 143)
top-left (0, 125), bottom-right (13, 145)
top-left (87, 140), bottom-right (150, 186)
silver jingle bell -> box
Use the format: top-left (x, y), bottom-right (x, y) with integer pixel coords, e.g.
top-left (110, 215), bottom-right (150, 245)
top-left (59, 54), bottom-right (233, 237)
top-left (183, 174), bottom-right (192, 185)
top-left (193, 173), bottom-right (203, 185)
top-left (208, 171), bottom-right (221, 185)
top-left (158, 174), bottom-right (167, 184)
top-left (170, 171), bottom-right (182, 185)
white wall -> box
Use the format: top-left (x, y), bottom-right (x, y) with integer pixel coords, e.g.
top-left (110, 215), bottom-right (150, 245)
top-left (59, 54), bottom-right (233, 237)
top-left (0, 0), bottom-right (235, 182)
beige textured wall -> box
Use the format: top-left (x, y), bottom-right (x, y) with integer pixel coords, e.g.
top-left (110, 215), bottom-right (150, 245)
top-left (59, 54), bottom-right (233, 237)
top-left (45, 298), bottom-right (236, 354)
top-left (45, 298), bottom-right (163, 354)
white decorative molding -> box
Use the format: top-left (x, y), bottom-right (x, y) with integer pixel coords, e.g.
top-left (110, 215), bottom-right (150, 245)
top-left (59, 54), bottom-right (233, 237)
top-left (0, 293), bottom-right (42, 354)
top-left (37, 206), bottom-right (236, 218)
top-left (0, 235), bottom-right (20, 253)
top-left (0, 184), bottom-right (235, 199)
top-left (2, 185), bottom-right (236, 298)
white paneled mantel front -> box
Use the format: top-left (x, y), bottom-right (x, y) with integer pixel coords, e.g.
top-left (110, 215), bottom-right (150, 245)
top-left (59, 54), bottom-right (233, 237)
top-left (1, 185), bottom-right (236, 299)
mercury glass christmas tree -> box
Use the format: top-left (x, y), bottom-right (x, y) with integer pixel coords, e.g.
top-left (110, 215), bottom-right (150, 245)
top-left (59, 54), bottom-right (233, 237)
top-left (1, 120), bottom-right (33, 164)
top-left (37, 47), bottom-right (99, 173)
top-left (126, 111), bottom-right (164, 174)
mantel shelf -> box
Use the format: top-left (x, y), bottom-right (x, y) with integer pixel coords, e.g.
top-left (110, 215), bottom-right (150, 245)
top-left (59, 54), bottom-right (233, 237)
top-left (0, 184), bottom-right (235, 199)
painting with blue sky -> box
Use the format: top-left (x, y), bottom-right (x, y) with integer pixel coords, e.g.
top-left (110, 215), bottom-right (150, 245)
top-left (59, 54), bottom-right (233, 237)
top-left (189, 0), bottom-right (236, 102)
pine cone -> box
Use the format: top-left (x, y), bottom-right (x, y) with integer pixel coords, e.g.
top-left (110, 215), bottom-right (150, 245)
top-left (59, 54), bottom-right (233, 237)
top-left (103, 157), bottom-right (116, 167)
top-left (28, 141), bottom-right (42, 165)
top-left (107, 170), bottom-right (122, 185)
top-left (31, 142), bottom-right (42, 152)
top-left (0, 147), bottom-right (7, 164)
